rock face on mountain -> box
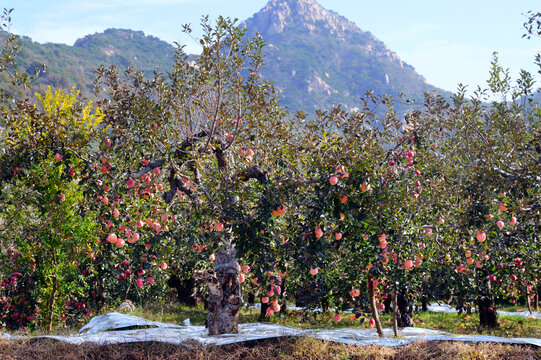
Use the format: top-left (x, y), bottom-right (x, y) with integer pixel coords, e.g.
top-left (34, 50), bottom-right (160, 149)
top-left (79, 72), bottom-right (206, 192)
top-left (242, 0), bottom-right (438, 113)
top-left (7, 0), bottom-right (444, 114)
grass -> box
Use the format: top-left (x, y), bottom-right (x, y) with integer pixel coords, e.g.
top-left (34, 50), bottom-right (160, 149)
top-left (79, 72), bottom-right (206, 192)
top-left (0, 337), bottom-right (539, 360)
top-left (124, 302), bottom-right (541, 339)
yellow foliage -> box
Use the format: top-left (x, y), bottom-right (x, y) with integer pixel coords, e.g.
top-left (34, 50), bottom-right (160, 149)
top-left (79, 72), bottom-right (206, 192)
top-left (2, 86), bottom-right (106, 151)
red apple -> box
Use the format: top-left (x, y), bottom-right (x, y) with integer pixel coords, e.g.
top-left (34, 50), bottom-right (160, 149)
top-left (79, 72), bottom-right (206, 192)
top-left (476, 232), bottom-right (486, 242)
top-left (404, 260), bottom-right (413, 269)
top-left (107, 233), bottom-right (118, 244)
top-left (215, 222), bottom-right (224, 232)
top-left (334, 314), bottom-right (342, 322)
top-left (329, 176), bottom-right (338, 185)
top-left (310, 266), bottom-right (319, 275)
top-left (54, 153), bottom-right (63, 162)
top-left (315, 228), bottom-right (323, 239)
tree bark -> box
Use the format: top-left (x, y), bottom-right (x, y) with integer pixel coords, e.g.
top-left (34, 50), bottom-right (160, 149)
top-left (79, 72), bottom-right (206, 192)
top-left (477, 297), bottom-right (499, 328)
top-left (368, 275), bottom-right (384, 337)
top-left (421, 296), bottom-right (428, 312)
top-left (195, 242), bottom-right (242, 335)
top-left (396, 292), bottom-right (414, 328)
top-left (392, 292), bottom-right (398, 336)
top-left (46, 275), bottom-right (58, 332)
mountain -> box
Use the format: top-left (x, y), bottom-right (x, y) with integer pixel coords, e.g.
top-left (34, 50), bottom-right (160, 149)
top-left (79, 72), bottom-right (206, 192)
top-left (5, 0), bottom-right (444, 114)
top-left (242, 0), bottom-right (439, 113)
top-left (4, 28), bottom-right (175, 94)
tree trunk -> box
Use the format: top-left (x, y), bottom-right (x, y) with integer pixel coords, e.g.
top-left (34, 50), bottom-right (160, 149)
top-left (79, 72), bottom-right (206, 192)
top-left (392, 292), bottom-right (398, 336)
top-left (195, 242), bottom-right (242, 335)
top-left (46, 275), bottom-right (58, 331)
top-left (421, 296), bottom-right (428, 312)
top-left (260, 299), bottom-right (269, 320)
top-left (477, 297), bottom-right (499, 328)
top-left (396, 292), bottom-right (414, 328)
top-left (368, 275), bottom-right (384, 337)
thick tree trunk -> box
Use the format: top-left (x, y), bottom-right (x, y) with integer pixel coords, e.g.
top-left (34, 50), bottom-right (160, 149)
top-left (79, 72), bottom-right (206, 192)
top-left (421, 296), bottom-right (428, 312)
top-left (195, 242), bottom-right (242, 335)
top-left (477, 297), bottom-right (499, 328)
top-left (368, 275), bottom-right (384, 337)
top-left (396, 292), bottom-right (414, 328)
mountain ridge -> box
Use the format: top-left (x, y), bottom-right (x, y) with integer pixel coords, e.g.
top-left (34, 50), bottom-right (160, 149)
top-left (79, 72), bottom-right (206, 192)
top-left (5, 0), bottom-right (444, 114)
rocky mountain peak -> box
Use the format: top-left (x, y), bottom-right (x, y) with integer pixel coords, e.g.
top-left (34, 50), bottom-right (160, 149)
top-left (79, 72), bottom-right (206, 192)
top-left (243, 0), bottom-right (358, 36)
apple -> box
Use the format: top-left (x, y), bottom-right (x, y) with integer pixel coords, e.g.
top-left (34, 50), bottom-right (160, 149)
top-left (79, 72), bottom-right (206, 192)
top-left (465, 250), bottom-right (472, 258)
top-left (369, 319), bottom-right (376, 327)
top-left (510, 216), bottom-right (517, 225)
top-left (476, 232), bottom-right (486, 242)
top-left (242, 265), bottom-right (250, 273)
top-left (210, 254), bottom-right (215, 261)
top-left (113, 209), bottom-right (120, 218)
top-left (361, 182), bottom-right (371, 192)
top-left (404, 260), bottom-right (413, 269)
top-left (438, 218), bottom-right (445, 225)
top-left (389, 160), bottom-right (395, 167)
top-left (329, 176), bottom-right (338, 185)
top-left (54, 153), bottom-right (63, 161)
top-left (272, 301), bottom-right (281, 313)
top-left (160, 262), bottom-right (168, 270)
top-left (215, 222), bottom-right (224, 231)
top-left (107, 233), bottom-right (118, 244)
top-left (378, 234), bottom-right (386, 242)
top-left (310, 266), bottom-right (319, 275)
top-left (499, 203), bottom-right (507, 212)
top-left (101, 196), bottom-right (109, 205)
top-left (466, 257), bottom-right (474, 265)
top-left (334, 314), bottom-right (342, 322)
top-left (136, 278), bottom-right (144, 288)
top-left (475, 261), bottom-right (483, 269)
top-left (496, 220), bottom-right (504, 229)
top-left (115, 238), bottom-right (125, 248)
top-left (315, 228), bottom-right (323, 239)
top-left (425, 228), bottom-right (433, 235)
top-left (379, 240), bottom-right (387, 249)
top-left (127, 179), bottom-right (135, 187)
top-left (488, 307), bottom-right (493, 312)
top-left (153, 167), bottom-right (161, 175)
top-left (340, 195), bottom-right (348, 203)
top-left (489, 275), bottom-right (496, 282)
top-left (335, 232), bottom-right (342, 240)
top-left (340, 213), bottom-right (345, 221)
top-left (261, 296), bottom-right (269, 304)
top-left (239, 273), bottom-right (245, 283)
top-left (59, 194), bottom-right (66, 202)
top-left (266, 308), bottom-right (274, 317)
top-left (510, 275), bottom-right (517, 281)
top-left (349, 288), bottom-right (360, 298)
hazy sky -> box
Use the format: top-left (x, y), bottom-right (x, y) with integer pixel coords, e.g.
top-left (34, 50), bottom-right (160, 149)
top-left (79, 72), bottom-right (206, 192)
top-left (2, 0), bottom-right (540, 92)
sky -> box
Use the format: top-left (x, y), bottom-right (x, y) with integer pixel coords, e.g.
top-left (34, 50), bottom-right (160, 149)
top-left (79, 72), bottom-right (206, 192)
top-left (2, 0), bottom-right (540, 93)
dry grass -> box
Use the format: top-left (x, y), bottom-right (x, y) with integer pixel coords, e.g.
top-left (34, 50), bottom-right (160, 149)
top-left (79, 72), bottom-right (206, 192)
top-left (0, 337), bottom-right (539, 360)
